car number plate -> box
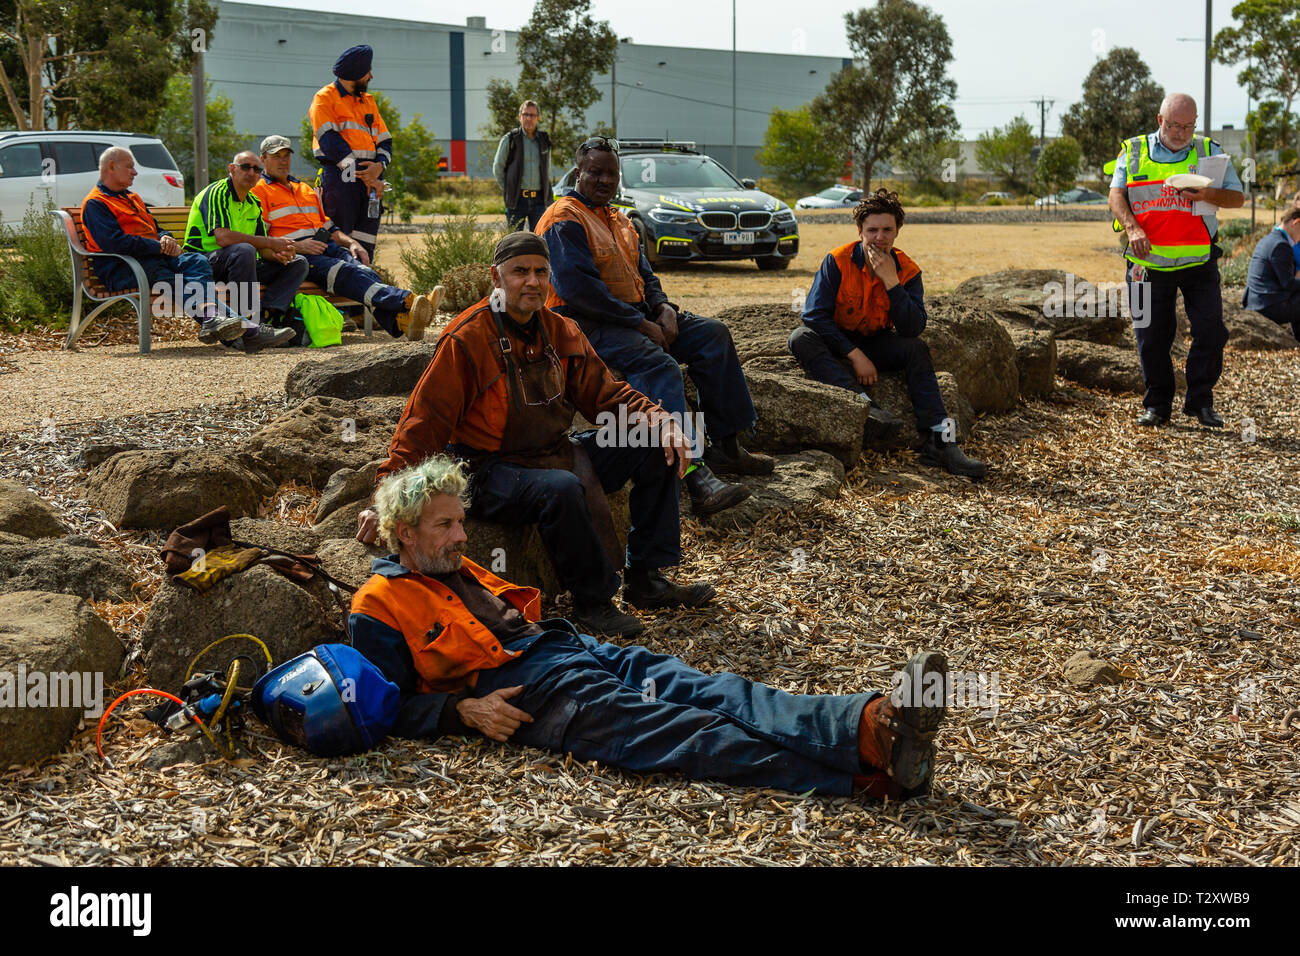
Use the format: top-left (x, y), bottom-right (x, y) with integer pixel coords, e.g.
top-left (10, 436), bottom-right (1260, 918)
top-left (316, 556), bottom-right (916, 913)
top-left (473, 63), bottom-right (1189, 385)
top-left (722, 231), bottom-right (755, 245)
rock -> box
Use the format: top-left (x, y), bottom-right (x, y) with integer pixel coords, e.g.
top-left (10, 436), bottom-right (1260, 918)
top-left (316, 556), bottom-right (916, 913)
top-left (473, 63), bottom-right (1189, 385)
top-left (1056, 340), bottom-right (1186, 395)
top-left (285, 342), bottom-right (438, 400)
top-left (317, 460), bottom-right (383, 523)
top-left (1006, 327), bottom-right (1058, 398)
top-left (139, 564), bottom-right (343, 692)
top-left (742, 353), bottom-right (805, 377)
top-left (0, 591), bottom-right (123, 766)
top-left (0, 480), bottom-right (68, 539)
top-left (84, 450), bottom-right (276, 530)
top-left (243, 396), bottom-right (404, 486)
top-left (714, 303), bottom-right (802, 366)
top-left (0, 539), bottom-right (135, 601)
top-left (1223, 305), bottom-right (1299, 351)
top-left (922, 297), bottom-right (1020, 412)
top-left (229, 518), bottom-right (324, 556)
top-left (744, 369), bottom-right (869, 466)
top-left (869, 371), bottom-right (974, 444)
top-left (954, 270), bottom-right (1128, 345)
top-left (313, 498), bottom-right (370, 541)
top-left (72, 441), bottom-right (144, 471)
top-left (696, 451), bottom-right (845, 530)
top-left (1064, 650), bottom-right (1122, 686)
top-left (316, 538), bottom-right (389, 591)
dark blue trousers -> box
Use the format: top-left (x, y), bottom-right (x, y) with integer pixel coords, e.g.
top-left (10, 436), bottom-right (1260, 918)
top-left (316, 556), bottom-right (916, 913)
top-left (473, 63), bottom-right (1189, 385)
top-left (468, 432), bottom-right (681, 605)
top-left (321, 168), bottom-right (380, 258)
top-left (788, 324), bottom-right (948, 430)
top-left (304, 242), bottom-right (408, 338)
top-left (473, 629), bottom-right (871, 795)
top-left (507, 195), bottom-right (547, 231)
top-left (1126, 258), bottom-right (1228, 413)
top-left (578, 311), bottom-right (757, 442)
top-left (116, 252), bottom-right (218, 323)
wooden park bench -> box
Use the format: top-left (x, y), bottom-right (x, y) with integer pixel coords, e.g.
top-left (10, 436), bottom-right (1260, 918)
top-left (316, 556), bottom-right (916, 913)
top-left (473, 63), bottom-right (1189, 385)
top-left (54, 205), bottom-right (376, 354)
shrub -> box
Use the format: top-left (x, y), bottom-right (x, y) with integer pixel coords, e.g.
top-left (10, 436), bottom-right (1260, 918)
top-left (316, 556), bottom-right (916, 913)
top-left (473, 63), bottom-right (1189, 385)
top-left (0, 198), bottom-right (75, 330)
top-left (399, 203), bottom-right (504, 292)
top-left (440, 263), bottom-right (495, 312)
top-left (1219, 218), bottom-right (1252, 240)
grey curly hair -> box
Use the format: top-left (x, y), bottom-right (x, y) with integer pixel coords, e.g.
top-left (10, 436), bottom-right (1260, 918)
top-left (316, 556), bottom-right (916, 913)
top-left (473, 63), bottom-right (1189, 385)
top-left (373, 456), bottom-right (469, 551)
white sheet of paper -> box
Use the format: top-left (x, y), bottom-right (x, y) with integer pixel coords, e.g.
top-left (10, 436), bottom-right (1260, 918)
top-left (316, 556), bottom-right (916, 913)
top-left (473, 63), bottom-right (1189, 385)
top-left (1191, 154), bottom-right (1230, 217)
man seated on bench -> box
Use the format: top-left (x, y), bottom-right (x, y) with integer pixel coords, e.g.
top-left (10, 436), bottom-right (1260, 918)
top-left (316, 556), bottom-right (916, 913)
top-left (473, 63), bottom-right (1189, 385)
top-left (81, 147), bottom-right (243, 347)
top-left (350, 454), bottom-right (949, 800)
top-left (787, 188), bottom-right (986, 479)
top-left (183, 150), bottom-right (309, 353)
top-left (1242, 205), bottom-right (1300, 340)
top-left (251, 134), bottom-right (439, 342)
top-left (355, 232), bottom-right (716, 639)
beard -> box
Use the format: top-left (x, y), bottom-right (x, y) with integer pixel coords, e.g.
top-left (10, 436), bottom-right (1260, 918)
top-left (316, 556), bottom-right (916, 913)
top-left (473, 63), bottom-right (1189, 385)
top-left (408, 541), bottom-right (464, 576)
top-left (353, 79), bottom-right (369, 95)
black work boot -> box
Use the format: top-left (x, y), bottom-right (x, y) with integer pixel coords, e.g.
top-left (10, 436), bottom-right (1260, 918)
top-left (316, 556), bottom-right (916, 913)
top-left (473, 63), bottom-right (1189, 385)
top-left (623, 568), bottom-right (716, 610)
top-left (703, 434), bottom-right (775, 476)
top-left (918, 430), bottom-right (987, 479)
top-left (571, 599), bottom-right (645, 638)
top-left (685, 462), bottom-right (751, 516)
top-left (855, 390), bottom-right (904, 429)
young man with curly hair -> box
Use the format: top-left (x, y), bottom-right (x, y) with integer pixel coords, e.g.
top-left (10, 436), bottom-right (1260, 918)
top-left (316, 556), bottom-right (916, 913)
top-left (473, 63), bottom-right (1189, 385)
top-left (788, 188), bottom-right (986, 478)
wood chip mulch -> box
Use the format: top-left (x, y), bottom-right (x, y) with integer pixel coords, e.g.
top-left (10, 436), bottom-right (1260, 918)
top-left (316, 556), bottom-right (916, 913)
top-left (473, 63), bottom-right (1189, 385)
top-left (1, 349), bottom-right (1298, 866)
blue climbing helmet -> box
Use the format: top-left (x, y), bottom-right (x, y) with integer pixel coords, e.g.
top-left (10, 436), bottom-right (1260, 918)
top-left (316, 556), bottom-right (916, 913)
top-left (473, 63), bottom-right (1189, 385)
top-left (252, 644), bottom-right (399, 757)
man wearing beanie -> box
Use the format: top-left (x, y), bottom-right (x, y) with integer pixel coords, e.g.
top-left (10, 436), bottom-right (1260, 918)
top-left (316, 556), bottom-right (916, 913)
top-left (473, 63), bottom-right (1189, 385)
top-left (355, 232), bottom-right (717, 639)
top-left (309, 44), bottom-right (391, 259)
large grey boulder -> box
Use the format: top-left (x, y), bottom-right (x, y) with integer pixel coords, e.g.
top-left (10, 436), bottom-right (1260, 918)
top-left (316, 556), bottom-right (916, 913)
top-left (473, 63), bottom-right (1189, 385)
top-left (954, 270), bottom-right (1129, 345)
top-left (85, 450), bottom-right (276, 530)
top-left (285, 341), bottom-right (437, 399)
top-left (139, 564), bottom-right (343, 691)
top-left (0, 591), bottom-right (123, 766)
top-left (243, 395), bottom-right (403, 486)
top-left (1056, 340), bottom-right (1186, 394)
top-left (229, 518), bottom-right (324, 556)
top-left (316, 538), bottom-right (389, 591)
top-left (923, 297), bottom-right (1020, 412)
top-left (0, 481), bottom-right (68, 539)
top-left (745, 369), bottom-right (869, 466)
top-left (1220, 303), bottom-right (1299, 351)
top-left (696, 451), bottom-right (845, 530)
top-left (0, 539), bottom-right (135, 601)
top-left (312, 498), bottom-right (370, 541)
top-left (1006, 327), bottom-right (1058, 398)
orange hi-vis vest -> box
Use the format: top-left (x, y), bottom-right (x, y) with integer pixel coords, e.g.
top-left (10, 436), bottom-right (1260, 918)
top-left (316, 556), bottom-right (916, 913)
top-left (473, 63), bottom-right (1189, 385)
top-left (537, 195), bottom-right (646, 309)
top-left (309, 81), bottom-right (391, 167)
top-left (350, 558), bottom-right (541, 693)
top-left (829, 241), bottom-right (921, 336)
top-left (250, 176), bottom-right (329, 241)
top-left (80, 185), bottom-right (158, 253)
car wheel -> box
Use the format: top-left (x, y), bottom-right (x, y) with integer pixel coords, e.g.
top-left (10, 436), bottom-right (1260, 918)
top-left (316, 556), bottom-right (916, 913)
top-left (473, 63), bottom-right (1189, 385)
top-left (755, 255), bottom-right (791, 271)
top-left (632, 218), bottom-right (660, 265)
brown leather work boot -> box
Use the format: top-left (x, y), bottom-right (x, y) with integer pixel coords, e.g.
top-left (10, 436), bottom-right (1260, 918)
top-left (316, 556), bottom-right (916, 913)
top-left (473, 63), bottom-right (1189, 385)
top-left (857, 650), bottom-right (948, 798)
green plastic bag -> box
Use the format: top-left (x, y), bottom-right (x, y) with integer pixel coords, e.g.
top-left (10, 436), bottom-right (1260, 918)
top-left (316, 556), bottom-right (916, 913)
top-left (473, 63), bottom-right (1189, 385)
top-left (293, 292), bottom-right (345, 348)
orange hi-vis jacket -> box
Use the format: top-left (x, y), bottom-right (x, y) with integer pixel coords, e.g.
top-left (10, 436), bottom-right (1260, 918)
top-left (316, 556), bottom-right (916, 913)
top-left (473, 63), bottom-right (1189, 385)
top-left (80, 184), bottom-right (159, 252)
top-left (249, 176), bottom-right (331, 240)
top-left (351, 558), bottom-right (540, 692)
top-left (829, 241), bottom-right (922, 336)
top-left (309, 80), bottom-right (392, 170)
top-left (536, 195), bottom-right (646, 308)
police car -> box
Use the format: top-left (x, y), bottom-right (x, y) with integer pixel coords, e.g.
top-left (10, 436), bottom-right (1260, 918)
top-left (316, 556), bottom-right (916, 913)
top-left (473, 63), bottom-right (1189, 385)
top-left (556, 140), bottom-right (799, 270)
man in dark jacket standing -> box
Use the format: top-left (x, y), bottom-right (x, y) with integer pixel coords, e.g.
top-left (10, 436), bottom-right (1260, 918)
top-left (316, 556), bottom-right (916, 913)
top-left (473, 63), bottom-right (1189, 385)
top-left (1242, 206), bottom-right (1300, 339)
top-left (493, 101), bottom-right (552, 231)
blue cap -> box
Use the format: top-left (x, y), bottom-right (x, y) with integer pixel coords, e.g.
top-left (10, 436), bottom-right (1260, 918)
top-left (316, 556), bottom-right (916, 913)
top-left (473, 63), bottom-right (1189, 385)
top-left (333, 44), bottom-right (373, 81)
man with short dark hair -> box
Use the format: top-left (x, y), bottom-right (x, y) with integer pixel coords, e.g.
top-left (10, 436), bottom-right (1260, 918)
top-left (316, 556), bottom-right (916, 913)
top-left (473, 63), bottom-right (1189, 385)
top-left (1243, 205), bottom-right (1300, 339)
top-left (537, 137), bottom-right (771, 518)
top-left (788, 188), bottom-right (986, 478)
top-left (493, 100), bottom-right (552, 231)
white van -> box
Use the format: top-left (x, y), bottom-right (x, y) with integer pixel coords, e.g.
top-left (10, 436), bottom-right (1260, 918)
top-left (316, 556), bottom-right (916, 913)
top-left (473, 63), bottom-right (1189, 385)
top-left (0, 130), bottom-right (185, 229)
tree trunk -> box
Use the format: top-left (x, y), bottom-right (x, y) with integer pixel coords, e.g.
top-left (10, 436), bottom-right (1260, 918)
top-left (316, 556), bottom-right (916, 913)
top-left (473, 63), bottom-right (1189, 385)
top-left (26, 31), bottom-right (44, 131)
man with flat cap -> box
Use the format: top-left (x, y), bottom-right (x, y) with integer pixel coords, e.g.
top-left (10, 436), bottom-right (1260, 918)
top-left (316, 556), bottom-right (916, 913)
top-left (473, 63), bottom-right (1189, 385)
top-left (309, 43), bottom-right (391, 259)
top-left (355, 232), bottom-right (717, 639)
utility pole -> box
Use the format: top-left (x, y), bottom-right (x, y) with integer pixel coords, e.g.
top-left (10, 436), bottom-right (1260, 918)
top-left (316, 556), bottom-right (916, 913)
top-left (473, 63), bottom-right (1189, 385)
top-left (192, 49), bottom-right (208, 192)
top-left (1204, 0), bottom-right (1212, 137)
top-left (731, 0), bottom-right (737, 174)
top-left (611, 55), bottom-right (616, 135)
top-left (1032, 96), bottom-right (1054, 148)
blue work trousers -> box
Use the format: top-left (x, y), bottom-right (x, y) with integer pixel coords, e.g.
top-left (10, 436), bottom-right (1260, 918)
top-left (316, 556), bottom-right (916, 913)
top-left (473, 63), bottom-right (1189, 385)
top-left (305, 243), bottom-right (409, 338)
top-left (321, 168), bottom-right (380, 258)
top-left (507, 194), bottom-right (547, 231)
top-left (578, 310), bottom-right (757, 442)
top-left (788, 324), bottom-right (948, 431)
top-left (472, 629), bottom-right (871, 795)
top-left (108, 252), bottom-right (217, 323)
top-left (468, 432), bottom-right (681, 605)
top-left (1126, 258), bottom-right (1228, 413)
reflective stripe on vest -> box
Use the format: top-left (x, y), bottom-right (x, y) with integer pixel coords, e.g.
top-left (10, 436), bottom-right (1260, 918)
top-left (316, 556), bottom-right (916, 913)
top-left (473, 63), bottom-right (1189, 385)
top-left (1125, 134), bottom-right (1214, 271)
top-left (80, 186), bottom-right (157, 253)
top-left (829, 241), bottom-right (922, 336)
top-left (350, 559), bottom-right (541, 693)
top-left (250, 178), bottom-right (326, 239)
top-left (536, 196), bottom-right (646, 309)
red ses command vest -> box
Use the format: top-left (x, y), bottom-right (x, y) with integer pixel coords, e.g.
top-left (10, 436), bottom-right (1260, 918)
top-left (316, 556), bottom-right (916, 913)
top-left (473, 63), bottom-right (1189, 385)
top-left (829, 240), bottom-right (921, 336)
top-left (80, 185), bottom-right (158, 253)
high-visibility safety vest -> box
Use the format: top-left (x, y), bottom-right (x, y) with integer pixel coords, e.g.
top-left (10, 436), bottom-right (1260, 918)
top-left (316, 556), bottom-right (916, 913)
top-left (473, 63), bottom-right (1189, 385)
top-left (309, 81), bottom-right (392, 169)
top-left (536, 195), bottom-right (646, 308)
top-left (250, 176), bottom-right (330, 240)
top-left (828, 240), bottom-right (922, 336)
top-left (1121, 135), bottom-right (1216, 271)
top-left (80, 185), bottom-right (158, 252)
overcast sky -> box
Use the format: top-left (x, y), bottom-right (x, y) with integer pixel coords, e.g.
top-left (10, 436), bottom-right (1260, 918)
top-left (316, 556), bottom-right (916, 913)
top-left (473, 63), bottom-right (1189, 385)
top-left (239, 0), bottom-right (1255, 142)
